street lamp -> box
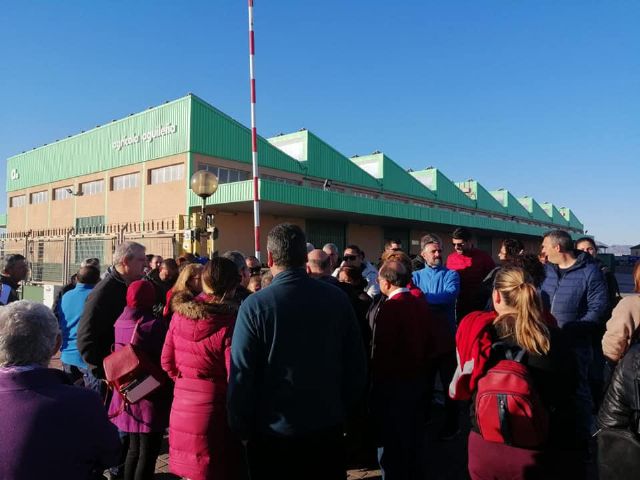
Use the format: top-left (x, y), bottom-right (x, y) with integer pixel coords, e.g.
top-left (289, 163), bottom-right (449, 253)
top-left (190, 170), bottom-right (219, 257)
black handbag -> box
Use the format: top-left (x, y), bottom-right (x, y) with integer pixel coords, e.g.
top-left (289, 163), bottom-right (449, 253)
top-left (597, 427), bottom-right (640, 480)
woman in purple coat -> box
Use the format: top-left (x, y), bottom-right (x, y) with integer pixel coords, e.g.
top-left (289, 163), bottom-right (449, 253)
top-left (108, 279), bottom-right (171, 480)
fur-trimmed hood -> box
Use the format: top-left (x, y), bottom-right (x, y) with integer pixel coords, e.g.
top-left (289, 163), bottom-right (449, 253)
top-left (170, 290), bottom-right (238, 342)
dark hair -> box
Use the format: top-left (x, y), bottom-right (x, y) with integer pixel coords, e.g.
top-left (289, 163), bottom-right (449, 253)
top-left (543, 230), bottom-right (573, 253)
top-left (145, 254), bottom-right (154, 262)
top-left (267, 224), bottom-right (308, 268)
top-left (452, 227), bottom-right (472, 242)
top-left (510, 253), bottom-right (546, 288)
top-left (634, 260), bottom-right (640, 294)
top-left (379, 260), bottom-right (409, 287)
top-left (222, 251), bottom-right (247, 273)
top-left (1, 254), bottom-right (26, 273)
top-left (384, 239), bottom-right (402, 248)
top-left (344, 244), bottom-right (363, 257)
top-left (575, 237), bottom-right (597, 251)
top-left (76, 266), bottom-right (100, 285)
top-left (502, 238), bottom-right (525, 259)
top-left (202, 257), bottom-right (241, 296)
top-left (161, 258), bottom-right (178, 271)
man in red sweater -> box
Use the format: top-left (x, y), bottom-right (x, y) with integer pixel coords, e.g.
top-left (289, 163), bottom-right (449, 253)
top-left (445, 227), bottom-right (495, 323)
top-left (370, 260), bottom-right (432, 479)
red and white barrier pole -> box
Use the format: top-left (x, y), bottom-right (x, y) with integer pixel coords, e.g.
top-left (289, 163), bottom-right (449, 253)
top-left (248, 0), bottom-right (261, 261)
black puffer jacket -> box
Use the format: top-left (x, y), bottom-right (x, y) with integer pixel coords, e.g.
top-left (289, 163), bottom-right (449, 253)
top-left (597, 343), bottom-right (640, 431)
top-left (77, 267), bottom-right (128, 378)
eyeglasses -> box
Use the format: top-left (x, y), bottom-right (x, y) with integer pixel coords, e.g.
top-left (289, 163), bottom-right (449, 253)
top-left (343, 255), bottom-right (358, 261)
top-left (452, 242), bottom-right (465, 248)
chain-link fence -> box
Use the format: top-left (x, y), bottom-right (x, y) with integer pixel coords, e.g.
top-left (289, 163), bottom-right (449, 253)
top-left (0, 217), bottom-right (184, 285)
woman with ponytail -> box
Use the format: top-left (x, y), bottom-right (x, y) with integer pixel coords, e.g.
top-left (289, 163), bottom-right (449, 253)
top-left (451, 266), bottom-right (580, 480)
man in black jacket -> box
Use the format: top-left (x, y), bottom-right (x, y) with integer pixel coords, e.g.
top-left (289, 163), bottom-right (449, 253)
top-left (77, 241), bottom-right (146, 387)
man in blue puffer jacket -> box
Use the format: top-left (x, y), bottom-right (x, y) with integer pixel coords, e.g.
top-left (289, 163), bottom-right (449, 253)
top-left (540, 229), bottom-right (608, 455)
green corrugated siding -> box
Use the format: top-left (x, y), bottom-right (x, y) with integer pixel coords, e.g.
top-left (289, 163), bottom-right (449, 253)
top-left (188, 180), bottom-right (254, 207)
top-left (541, 203), bottom-right (568, 226)
top-left (190, 96), bottom-right (305, 175)
top-left (353, 154), bottom-right (435, 200)
top-left (305, 132), bottom-right (381, 189)
top-left (559, 207), bottom-right (584, 231)
top-left (518, 197), bottom-right (550, 223)
top-left (463, 181), bottom-right (506, 214)
top-left (259, 180), bottom-right (553, 237)
top-left (491, 190), bottom-right (531, 219)
top-left (7, 97), bottom-right (191, 192)
top-left (434, 171), bottom-right (476, 207)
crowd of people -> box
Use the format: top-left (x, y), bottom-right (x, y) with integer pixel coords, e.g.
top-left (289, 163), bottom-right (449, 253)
top-left (0, 223), bottom-right (638, 480)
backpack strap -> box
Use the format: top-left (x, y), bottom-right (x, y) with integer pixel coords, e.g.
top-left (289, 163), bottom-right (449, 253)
top-left (492, 340), bottom-right (526, 363)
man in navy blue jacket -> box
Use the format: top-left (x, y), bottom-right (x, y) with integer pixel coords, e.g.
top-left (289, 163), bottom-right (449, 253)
top-left (228, 224), bottom-right (367, 480)
top-left (540, 229), bottom-right (608, 452)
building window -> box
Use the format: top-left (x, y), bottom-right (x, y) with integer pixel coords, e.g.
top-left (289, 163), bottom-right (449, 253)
top-left (352, 190), bottom-right (376, 199)
top-left (81, 180), bottom-right (105, 196)
top-left (30, 191), bottom-right (48, 205)
top-left (198, 164), bottom-right (251, 184)
top-left (150, 164), bottom-right (185, 185)
top-left (261, 173), bottom-right (300, 186)
top-left (9, 195), bottom-right (26, 208)
top-left (112, 172), bottom-right (140, 191)
top-left (54, 187), bottom-right (73, 201)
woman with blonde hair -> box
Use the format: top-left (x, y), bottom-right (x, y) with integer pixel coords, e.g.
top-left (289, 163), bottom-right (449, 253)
top-left (451, 266), bottom-right (578, 479)
top-left (162, 263), bottom-right (203, 321)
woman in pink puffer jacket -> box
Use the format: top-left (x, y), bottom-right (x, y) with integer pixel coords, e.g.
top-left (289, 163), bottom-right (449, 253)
top-left (161, 257), bottom-right (244, 480)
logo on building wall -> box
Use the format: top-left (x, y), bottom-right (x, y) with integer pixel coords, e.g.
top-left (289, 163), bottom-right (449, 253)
top-left (111, 123), bottom-right (178, 151)
top-left (10, 169), bottom-right (19, 180)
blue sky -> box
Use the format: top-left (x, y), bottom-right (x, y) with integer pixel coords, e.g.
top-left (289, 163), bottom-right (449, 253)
top-left (1, 1), bottom-right (638, 244)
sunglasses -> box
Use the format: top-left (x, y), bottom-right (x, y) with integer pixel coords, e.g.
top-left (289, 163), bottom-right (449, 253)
top-left (343, 255), bottom-right (358, 261)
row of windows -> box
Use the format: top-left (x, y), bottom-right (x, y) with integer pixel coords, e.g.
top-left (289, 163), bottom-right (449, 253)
top-left (9, 164), bottom-right (185, 207)
top-left (199, 164), bottom-right (251, 184)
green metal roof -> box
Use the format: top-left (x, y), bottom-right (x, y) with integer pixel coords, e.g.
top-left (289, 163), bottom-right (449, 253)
top-left (559, 207), bottom-right (584, 231)
top-left (490, 189), bottom-right (531, 219)
top-left (411, 168), bottom-right (476, 208)
top-left (455, 180), bottom-right (506, 215)
top-left (351, 153), bottom-right (436, 200)
top-left (190, 96), bottom-right (305, 176)
top-left (517, 196), bottom-right (550, 223)
top-left (7, 96), bottom-right (191, 192)
top-left (267, 130), bottom-right (381, 189)
top-left (540, 202), bottom-right (568, 227)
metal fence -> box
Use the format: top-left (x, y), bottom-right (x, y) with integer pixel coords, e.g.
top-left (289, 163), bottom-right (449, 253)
top-left (0, 217), bottom-right (185, 285)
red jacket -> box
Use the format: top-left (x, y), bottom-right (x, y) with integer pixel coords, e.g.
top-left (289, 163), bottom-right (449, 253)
top-left (160, 292), bottom-right (242, 480)
top-left (449, 310), bottom-right (497, 401)
top-left (446, 249), bottom-right (495, 318)
top-left (371, 290), bottom-right (433, 383)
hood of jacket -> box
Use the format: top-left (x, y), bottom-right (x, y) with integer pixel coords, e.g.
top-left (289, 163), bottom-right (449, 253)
top-left (104, 265), bottom-right (127, 285)
top-left (170, 290), bottom-right (238, 342)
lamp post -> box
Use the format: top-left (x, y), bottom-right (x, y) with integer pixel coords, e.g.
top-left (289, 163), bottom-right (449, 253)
top-left (190, 170), bottom-right (219, 258)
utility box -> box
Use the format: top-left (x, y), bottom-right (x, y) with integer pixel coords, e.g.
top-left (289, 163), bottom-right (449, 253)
top-left (42, 284), bottom-right (61, 309)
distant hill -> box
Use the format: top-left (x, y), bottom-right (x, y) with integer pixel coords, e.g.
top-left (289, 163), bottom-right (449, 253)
top-left (608, 245), bottom-right (631, 256)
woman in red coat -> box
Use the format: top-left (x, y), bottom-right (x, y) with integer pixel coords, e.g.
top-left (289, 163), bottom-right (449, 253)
top-left (161, 257), bottom-right (244, 480)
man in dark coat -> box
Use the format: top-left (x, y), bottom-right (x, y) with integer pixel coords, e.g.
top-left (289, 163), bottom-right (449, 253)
top-left (540, 229), bottom-right (608, 455)
top-left (77, 241), bottom-right (146, 386)
top-left (228, 224), bottom-right (367, 480)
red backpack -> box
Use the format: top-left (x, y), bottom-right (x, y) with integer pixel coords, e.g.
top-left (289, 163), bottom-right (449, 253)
top-left (475, 344), bottom-right (549, 449)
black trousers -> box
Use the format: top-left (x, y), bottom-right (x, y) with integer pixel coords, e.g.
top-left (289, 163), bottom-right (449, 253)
top-left (247, 426), bottom-right (346, 480)
top-left (124, 432), bottom-right (163, 480)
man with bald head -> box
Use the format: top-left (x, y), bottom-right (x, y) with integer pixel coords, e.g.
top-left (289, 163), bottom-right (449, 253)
top-left (370, 260), bottom-right (432, 479)
top-left (307, 249), bottom-right (339, 285)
